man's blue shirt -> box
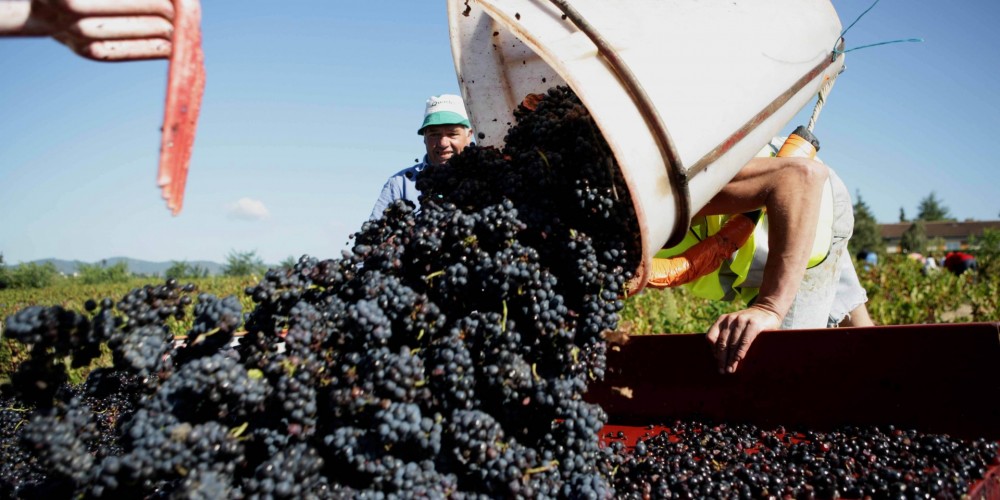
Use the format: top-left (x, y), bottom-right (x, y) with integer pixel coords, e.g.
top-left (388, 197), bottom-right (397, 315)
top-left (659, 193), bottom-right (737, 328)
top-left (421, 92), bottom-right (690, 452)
top-left (370, 158), bottom-right (428, 220)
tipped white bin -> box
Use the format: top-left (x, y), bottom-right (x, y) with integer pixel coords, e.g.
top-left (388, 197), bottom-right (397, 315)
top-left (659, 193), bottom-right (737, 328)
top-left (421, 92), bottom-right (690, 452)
top-left (447, 0), bottom-right (846, 293)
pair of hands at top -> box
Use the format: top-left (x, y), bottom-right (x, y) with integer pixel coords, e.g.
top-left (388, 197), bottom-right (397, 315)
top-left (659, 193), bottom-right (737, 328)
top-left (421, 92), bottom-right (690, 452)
top-left (0, 0), bottom-right (175, 61)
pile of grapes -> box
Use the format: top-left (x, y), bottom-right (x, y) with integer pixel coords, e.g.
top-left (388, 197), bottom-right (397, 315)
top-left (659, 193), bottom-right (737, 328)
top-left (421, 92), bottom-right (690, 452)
top-left (0, 87), bottom-right (640, 497)
top-left (2, 87), bottom-right (997, 498)
top-left (607, 420), bottom-right (999, 499)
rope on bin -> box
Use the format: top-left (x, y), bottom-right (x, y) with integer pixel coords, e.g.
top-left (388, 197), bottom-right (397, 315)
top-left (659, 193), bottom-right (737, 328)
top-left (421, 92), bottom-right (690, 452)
top-left (806, 64), bottom-right (841, 133)
top-left (837, 0), bottom-right (883, 45)
top-left (831, 0), bottom-right (922, 60)
top-left (812, 0), bottom-right (923, 132)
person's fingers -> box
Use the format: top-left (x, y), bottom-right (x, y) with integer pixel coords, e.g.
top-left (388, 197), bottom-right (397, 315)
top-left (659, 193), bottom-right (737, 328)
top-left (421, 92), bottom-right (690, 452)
top-left (726, 327), bottom-right (758, 374)
top-left (723, 317), bottom-right (749, 373)
top-left (706, 316), bottom-right (733, 374)
top-left (38, 0), bottom-right (174, 19)
top-left (705, 320), bottom-right (720, 345)
top-left (67, 16), bottom-right (172, 40)
top-left (68, 38), bottom-right (171, 61)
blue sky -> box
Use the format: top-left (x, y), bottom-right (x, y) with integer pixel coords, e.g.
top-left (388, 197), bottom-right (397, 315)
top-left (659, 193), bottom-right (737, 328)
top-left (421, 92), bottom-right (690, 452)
top-left (1, 1), bottom-right (998, 265)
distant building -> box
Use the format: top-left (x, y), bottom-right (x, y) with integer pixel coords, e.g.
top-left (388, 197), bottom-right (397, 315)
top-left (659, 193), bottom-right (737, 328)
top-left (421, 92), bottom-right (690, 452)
top-left (879, 220), bottom-right (1000, 254)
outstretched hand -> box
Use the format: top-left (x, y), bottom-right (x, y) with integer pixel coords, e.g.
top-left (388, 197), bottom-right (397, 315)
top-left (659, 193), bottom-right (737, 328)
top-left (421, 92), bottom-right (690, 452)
top-left (705, 306), bottom-right (781, 374)
top-left (1, 0), bottom-right (175, 61)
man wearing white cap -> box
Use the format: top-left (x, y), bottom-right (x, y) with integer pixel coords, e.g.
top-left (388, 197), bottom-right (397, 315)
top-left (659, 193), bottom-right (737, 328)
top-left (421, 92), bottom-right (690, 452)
top-left (370, 94), bottom-right (474, 219)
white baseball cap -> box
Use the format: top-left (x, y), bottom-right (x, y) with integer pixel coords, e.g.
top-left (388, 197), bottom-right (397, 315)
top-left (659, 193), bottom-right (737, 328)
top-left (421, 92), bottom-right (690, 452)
top-left (418, 94), bottom-right (471, 135)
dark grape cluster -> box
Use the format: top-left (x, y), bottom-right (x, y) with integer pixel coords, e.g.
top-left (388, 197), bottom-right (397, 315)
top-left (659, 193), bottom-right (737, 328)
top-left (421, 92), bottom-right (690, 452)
top-left (1, 86), bottom-right (996, 498)
top-left (0, 86), bottom-right (635, 497)
top-left (0, 396), bottom-right (50, 497)
top-left (606, 420), bottom-right (1000, 499)
top-left (4, 305), bottom-right (100, 405)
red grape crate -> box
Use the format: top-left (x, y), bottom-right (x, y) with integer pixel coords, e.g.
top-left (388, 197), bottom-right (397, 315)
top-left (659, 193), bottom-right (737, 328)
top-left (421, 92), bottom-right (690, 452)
top-left (589, 323), bottom-right (1000, 498)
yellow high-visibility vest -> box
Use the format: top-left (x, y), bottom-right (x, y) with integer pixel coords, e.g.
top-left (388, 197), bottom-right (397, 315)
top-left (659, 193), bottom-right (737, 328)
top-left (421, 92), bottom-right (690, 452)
top-left (655, 139), bottom-right (834, 302)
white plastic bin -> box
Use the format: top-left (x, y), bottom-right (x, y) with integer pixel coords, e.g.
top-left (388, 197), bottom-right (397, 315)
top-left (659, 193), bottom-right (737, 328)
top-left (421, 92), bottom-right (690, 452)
top-left (447, 0), bottom-right (845, 292)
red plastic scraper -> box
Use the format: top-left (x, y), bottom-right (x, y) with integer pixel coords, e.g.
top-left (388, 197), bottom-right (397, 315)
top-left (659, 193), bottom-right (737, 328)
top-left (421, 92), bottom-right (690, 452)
top-left (158, 0), bottom-right (204, 216)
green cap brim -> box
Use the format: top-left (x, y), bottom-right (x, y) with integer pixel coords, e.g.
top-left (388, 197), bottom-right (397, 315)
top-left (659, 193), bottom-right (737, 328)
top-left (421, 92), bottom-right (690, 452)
top-left (418, 111), bottom-right (472, 135)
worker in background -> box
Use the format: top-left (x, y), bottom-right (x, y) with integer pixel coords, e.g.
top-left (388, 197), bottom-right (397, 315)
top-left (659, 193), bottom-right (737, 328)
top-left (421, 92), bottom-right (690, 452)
top-left (923, 254), bottom-right (939, 275)
top-left (658, 137), bottom-right (873, 374)
top-left (856, 249), bottom-right (878, 271)
top-left (0, 0), bottom-right (174, 60)
top-left (943, 251), bottom-right (977, 276)
top-left (370, 94), bottom-right (474, 219)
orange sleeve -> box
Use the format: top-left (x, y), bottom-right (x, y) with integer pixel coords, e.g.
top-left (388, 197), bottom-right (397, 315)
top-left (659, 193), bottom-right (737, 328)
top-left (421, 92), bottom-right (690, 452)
top-left (646, 214), bottom-right (756, 288)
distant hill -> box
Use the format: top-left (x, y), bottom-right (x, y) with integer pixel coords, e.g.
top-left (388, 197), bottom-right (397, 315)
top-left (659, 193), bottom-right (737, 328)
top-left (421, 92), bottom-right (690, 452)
top-left (30, 257), bottom-right (226, 277)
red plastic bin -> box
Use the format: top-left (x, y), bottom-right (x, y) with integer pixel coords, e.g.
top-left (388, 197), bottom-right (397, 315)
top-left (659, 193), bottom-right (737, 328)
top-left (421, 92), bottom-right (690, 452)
top-left (587, 323), bottom-right (1000, 498)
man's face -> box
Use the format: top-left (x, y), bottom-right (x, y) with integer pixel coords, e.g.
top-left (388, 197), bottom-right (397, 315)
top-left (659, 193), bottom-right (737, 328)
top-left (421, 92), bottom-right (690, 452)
top-left (423, 124), bottom-right (473, 166)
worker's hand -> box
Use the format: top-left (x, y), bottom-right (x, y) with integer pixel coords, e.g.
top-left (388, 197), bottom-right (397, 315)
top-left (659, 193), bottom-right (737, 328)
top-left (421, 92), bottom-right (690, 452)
top-left (0, 0), bottom-right (174, 61)
top-left (705, 306), bottom-right (781, 374)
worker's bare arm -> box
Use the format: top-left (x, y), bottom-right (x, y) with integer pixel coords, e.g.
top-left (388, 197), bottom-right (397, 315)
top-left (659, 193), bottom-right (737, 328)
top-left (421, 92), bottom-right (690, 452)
top-left (0, 0), bottom-right (173, 60)
top-left (702, 156), bottom-right (830, 373)
top-left (838, 303), bottom-right (875, 327)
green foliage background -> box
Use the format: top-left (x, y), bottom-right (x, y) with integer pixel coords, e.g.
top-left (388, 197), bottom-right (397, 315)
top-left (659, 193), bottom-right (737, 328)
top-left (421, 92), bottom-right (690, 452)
top-left (0, 261), bottom-right (60, 289)
top-left (848, 193), bottom-right (882, 257)
top-left (223, 250), bottom-right (268, 277)
top-left (620, 253), bottom-right (998, 334)
top-left (76, 261), bottom-right (132, 285)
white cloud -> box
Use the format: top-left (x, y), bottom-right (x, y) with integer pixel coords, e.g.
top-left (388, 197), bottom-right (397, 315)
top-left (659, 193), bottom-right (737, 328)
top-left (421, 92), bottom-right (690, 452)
top-left (226, 198), bottom-right (270, 221)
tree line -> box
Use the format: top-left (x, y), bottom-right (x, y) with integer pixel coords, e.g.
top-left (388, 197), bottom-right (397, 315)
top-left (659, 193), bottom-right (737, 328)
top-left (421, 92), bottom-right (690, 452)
top-left (0, 250), bottom-right (291, 289)
top-left (849, 191), bottom-right (998, 259)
